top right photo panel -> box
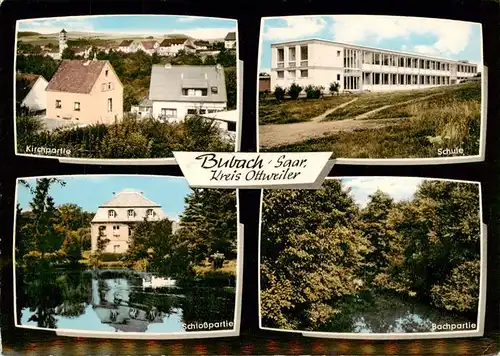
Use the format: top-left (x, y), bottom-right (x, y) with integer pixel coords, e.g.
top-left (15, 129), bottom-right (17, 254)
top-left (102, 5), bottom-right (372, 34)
top-left (257, 15), bottom-right (486, 164)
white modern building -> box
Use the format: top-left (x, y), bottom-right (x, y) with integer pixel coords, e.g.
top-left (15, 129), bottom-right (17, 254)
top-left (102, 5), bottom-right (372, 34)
top-left (270, 39), bottom-right (479, 93)
top-left (147, 63), bottom-right (228, 122)
top-left (90, 189), bottom-right (178, 254)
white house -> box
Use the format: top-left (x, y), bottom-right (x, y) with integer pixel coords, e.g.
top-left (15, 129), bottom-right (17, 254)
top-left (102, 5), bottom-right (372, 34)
top-left (271, 38), bottom-right (479, 93)
top-left (130, 98), bottom-right (154, 118)
top-left (194, 40), bottom-right (210, 51)
top-left (90, 189), bottom-right (177, 254)
top-left (148, 63), bottom-right (228, 122)
top-left (137, 40), bottom-right (160, 55)
top-left (16, 73), bottom-right (48, 113)
top-left (157, 38), bottom-right (196, 56)
top-left (224, 32), bottom-right (237, 49)
top-left (118, 40), bottom-right (140, 53)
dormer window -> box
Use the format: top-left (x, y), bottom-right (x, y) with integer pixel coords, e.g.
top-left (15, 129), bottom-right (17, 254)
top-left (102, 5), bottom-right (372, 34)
top-left (211, 86), bottom-right (218, 94)
top-left (127, 209), bottom-right (135, 218)
top-left (182, 88), bottom-right (208, 97)
top-left (146, 209), bottom-right (154, 218)
top-left (108, 209), bottom-right (117, 218)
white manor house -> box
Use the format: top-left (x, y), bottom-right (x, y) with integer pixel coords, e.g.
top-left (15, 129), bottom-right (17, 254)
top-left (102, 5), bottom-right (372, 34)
top-left (270, 39), bottom-right (479, 93)
top-left (90, 189), bottom-right (179, 254)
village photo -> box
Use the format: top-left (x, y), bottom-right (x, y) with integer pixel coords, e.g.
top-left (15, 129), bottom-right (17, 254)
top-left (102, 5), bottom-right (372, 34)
top-left (14, 175), bottom-right (239, 335)
top-left (259, 177), bottom-right (484, 337)
top-left (15, 15), bottom-right (239, 160)
top-left (258, 15), bottom-right (485, 161)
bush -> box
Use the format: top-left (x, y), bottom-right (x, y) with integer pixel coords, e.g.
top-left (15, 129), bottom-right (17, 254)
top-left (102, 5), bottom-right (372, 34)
top-left (305, 85), bottom-right (324, 99)
top-left (329, 82), bottom-right (340, 95)
top-left (288, 83), bottom-right (303, 100)
top-left (274, 85), bottom-right (286, 101)
top-left (100, 253), bottom-right (125, 262)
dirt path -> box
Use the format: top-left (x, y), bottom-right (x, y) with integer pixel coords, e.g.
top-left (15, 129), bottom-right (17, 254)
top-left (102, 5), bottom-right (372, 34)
top-left (353, 93), bottom-right (445, 120)
top-left (259, 92), bottom-right (446, 148)
top-left (310, 98), bottom-right (358, 122)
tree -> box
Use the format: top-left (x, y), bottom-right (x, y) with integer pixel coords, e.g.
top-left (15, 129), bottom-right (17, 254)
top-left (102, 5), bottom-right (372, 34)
top-left (203, 55), bottom-right (217, 65)
top-left (16, 55), bottom-right (59, 81)
top-left (175, 189), bottom-right (237, 268)
top-left (61, 47), bottom-right (76, 60)
top-left (216, 48), bottom-right (236, 68)
top-left (274, 85), bottom-right (286, 101)
top-left (224, 67), bottom-right (237, 110)
top-left (59, 231), bottom-right (82, 265)
top-left (329, 81), bottom-right (340, 96)
top-left (260, 180), bottom-right (370, 329)
top-left (57, 203), bottom-right (93, 232)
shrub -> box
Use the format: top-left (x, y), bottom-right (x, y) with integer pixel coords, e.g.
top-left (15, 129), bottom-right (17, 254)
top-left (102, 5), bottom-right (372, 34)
top-left (329, 82), bottom-right (340, 96)
top-left (100, 253), bottom-right (125, 262)
top-left (288, 83), bottom-right (303, 100)
top-left (274, 85), bottom-right (286, 101)
top-left (305, 85), bottom-right (324, 99)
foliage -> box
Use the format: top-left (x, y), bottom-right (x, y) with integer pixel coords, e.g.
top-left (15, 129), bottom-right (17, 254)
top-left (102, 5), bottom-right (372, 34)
top-left (16, 54), bottom-right (59, 81)
top-left (329, 81), bottom-right (340, 95)
top-left (305, 85), bottom-right (324, 99)
top-left (224, 67), bottom-right (237, 110)
top-left (288, 83), bottom-right (303, 100)
top-left (261, 181), bottom-right (370, 329)
top-left (61, 47), bottom-right (76, 60)
top-left (274, 85), bottom-right (286, 101)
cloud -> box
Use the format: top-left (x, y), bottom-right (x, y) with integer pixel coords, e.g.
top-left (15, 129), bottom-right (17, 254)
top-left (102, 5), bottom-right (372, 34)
top-left (262, 16), bottom-right (328, 41)
top-left (341, 177), bottom-right (424, 207)
top-left (329, 15), bottom-right (474, 57)
top-left (18, 17), bottom-right (95, 34)
top-left (176, 17), bottom-right (199, 23)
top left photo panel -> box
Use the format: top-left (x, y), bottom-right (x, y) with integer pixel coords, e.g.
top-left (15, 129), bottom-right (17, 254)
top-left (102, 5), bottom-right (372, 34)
top-left (14, 15), bottom-right (240, 164)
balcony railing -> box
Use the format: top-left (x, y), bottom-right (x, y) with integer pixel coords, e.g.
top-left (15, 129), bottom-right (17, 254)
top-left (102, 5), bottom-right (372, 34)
top-left (300, 60), bottom-right (308, 67)
top-left (288, 62), bottom-right (296, 68)
top-left (277, 62), bottom-right (284, 68)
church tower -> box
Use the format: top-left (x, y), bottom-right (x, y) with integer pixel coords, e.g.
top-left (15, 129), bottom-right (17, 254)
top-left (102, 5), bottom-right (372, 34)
top-left (59, 29), bottom-right (68, 58)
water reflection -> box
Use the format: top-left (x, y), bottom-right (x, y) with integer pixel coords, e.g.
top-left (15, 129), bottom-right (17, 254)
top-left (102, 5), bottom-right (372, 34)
top-left (322, 291), bottom-right (477, 333)
top-left (17, 268), bottom-right (235, 333)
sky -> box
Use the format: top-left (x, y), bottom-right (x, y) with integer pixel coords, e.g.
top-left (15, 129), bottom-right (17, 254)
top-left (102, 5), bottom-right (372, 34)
top-left (259, 15), bottom-right (483, 73)
top-left (16, 175), bottom-right (192, 221)
top-left (340, 177), bottom-right (426, 207)
top-left (17, 15), bottom-right (237, 40)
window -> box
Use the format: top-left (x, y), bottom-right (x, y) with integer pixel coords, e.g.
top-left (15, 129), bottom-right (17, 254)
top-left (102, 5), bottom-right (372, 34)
top-left (107, 98), bottom-right (112, 112)
top-left (337, 50), bottom-right (341, 57)
top-left (300, 70), bottom-right (308, 78)
top-left (277, 48), bottom-right (284, 62)
top-left (289, 47), bottom-right (296, 61)
top-left (102, 83), bottom-right (107, 91)
top-left (337, 74), bottom-right (340, 81)
top-left (374, 53), bottom-right (380, 65)
top-left (105, 69), bottom-right (109, 77)
top-left (99, 225), bottom-right (106, 231)
top-left (108, 210), bottom-right (116, 218)
top-left (108, 82), bottom-right (113, 90)
top-left (146, 209), bottom-right (154, 218)
top-left (199, 109), bottom-right (206, 114)
top-left (74, 102), bottom-right (80, 111)
top-left (211, 86), bottom-right (218, 94)
top-left (277, 71), bottom-right (284, 79)
top-left (287, 70), bottom-right (296, 78)
top-left (300, 46), bottom-right (308, 60)
top-left (228, 121), bottom-right (237, 132)
top-left (55, 100), bottom-right (61, 108)
top-left (161, 108), bottom-right (177, 118)
top-left (127, 209), bottom-right (135, 218)
top-left (187, 108), bottom-right (197, 115)
top-left (113, 225), bottom-right (120, 230)
top-left (183, 88), bottom-right (208, 96)
top-left (113, 245), bottom-right (119, 253)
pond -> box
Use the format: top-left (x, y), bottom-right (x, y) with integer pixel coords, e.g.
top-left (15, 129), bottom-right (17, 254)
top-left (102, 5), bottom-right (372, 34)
top-left (16, 268), bottom-right (236, 334)
top-left (320, 290), bottom-right (478, 333)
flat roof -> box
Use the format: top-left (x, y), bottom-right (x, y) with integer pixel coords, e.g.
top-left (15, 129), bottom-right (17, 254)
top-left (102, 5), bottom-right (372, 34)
top-left (271, 38), bottom-right (479, 65)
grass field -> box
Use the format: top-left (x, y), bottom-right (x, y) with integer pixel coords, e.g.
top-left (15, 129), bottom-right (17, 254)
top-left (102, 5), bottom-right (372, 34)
top-left (261, 82), bottom-right (482, 159)
top-left (259, 95), bottom-right (354, 125)
top-left (324, 87), bottom-right (447, 120)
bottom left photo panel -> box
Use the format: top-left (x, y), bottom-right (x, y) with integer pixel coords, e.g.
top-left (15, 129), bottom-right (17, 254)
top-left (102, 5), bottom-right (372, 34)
top-left (12, 174), bottom-right (241, 339)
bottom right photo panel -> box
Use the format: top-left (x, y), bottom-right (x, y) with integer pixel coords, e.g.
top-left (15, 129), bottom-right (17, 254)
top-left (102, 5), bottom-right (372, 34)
top-left (259, 177), bottom-right (485, 339)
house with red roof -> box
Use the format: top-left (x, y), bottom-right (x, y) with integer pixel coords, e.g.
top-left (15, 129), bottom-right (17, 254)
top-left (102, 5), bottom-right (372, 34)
top-left (45, 59), bottom-right (123, 124)
top-left (137, 40), bottom-right (160, 55)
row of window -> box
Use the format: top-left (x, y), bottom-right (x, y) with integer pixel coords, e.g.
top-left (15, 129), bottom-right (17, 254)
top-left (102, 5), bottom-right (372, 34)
top-left (101, 81), bottom-right (114, 92)
top-left (277, 46), bottom-right (308, 62)
top-left (159, 107), bottom-right (222, 118)
top-left (277, 69), bottom-right (309, 79)
top-left (361, 73), bottom-right (453, 86)
top-left (108, 209), bottom-right (155, 218)
top-left (55, 98), bottom-right (113, 112)
top-left (181, 86), bottom-right (219, 97)
top-left (98, 224), bottom-right (133, 237)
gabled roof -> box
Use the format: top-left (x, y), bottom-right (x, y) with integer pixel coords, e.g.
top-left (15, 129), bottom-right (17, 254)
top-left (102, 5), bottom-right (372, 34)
top-left (149, 64), bottom-right (227, 103)
top-left (119, 40), bottom-right (134, 47)
top-left (194, 40), bottom-right (209, 46)
top-left (99, 190), bottom-right (161, 208)
top-left (17, 73), bottom-right (42, 90)
top-left (141, 40), bottom-right (158, 50)
top-left (224, 32), bottom-right (236, 41)
top-left (60, 29), bottom-right (67, 34)
top-left (159, 38), bottom-right (188, 47)
top-left (46, 60), bottom-right (108, 94)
